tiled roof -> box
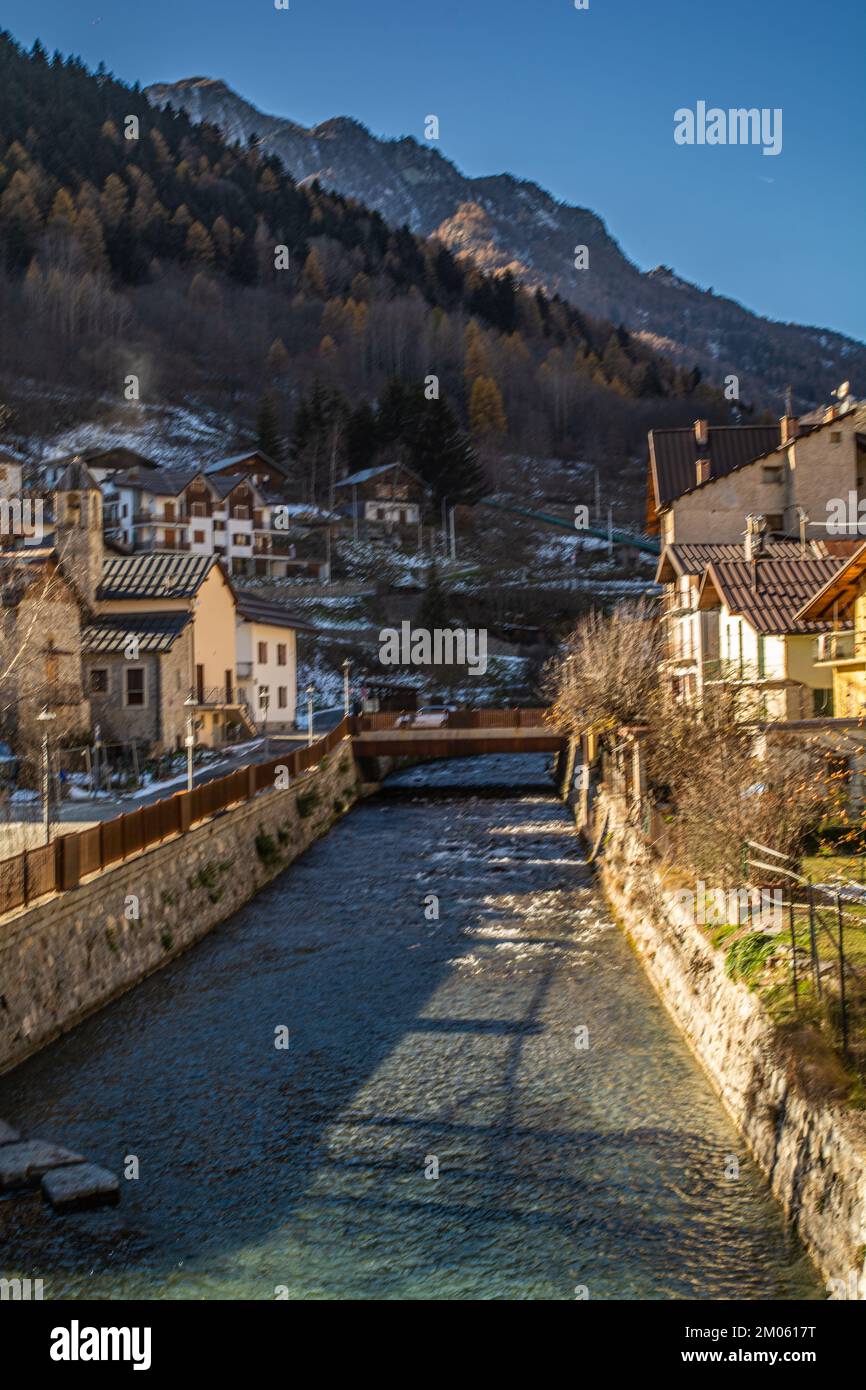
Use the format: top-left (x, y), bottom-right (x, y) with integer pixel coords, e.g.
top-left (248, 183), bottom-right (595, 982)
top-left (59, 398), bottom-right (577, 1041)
top-left (234, 590), bottom-right (316, 631)
top-left (98, 552), bottom-right (216, 600)
top-left (203, 449), bottom-right (291, 478)
top-left (648, 424), bottom-right (780, 511)
top-left (106, 467), bottom-right (199, 495)
top-left (698, 556), bottom-right (844, 634)
top-left (82, 612), bottom-right (191, 654)
top-left (656, 539), bottom-right (833, 584)
top-left (797, 541), bottom-right (866, 622)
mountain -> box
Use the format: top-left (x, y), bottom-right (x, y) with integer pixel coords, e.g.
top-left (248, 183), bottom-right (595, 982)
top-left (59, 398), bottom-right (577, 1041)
top-left (146, 77), bottom-right (866, 411)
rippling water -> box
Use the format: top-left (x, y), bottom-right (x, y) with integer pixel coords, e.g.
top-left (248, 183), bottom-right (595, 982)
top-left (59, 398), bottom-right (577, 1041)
top-left (0, 755), bottom-right (821, 1299)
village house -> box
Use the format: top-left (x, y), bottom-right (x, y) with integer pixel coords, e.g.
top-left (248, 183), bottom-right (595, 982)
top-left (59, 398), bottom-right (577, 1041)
top-left (655, 535), bottom-right (839, 704)
top-left (201, 448), bottom-right (294, 496)
top-left (648, 390), bottom-right (866, 546)
top-left (797, 541), bottom-right (866, 719)
top-left (234, 591), bottom-right (315, 731)
top-left (694, 550), bottom-right (842, 721)
top-left (334, 461), bottom-right (428, 531)
top-left (52, 463), bottom-right (255, 750)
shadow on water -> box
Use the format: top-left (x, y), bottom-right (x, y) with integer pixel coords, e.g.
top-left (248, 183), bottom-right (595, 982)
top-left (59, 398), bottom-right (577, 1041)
top-left (0, 755), bottom-right (822, 1299)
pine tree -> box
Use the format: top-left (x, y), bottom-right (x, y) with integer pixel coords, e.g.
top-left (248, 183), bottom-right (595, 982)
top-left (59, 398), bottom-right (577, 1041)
top-left (411, 394), bottom-right (486, 507)
top-left (416, 560), bottom-right (451, 635)
top-left (257, 391), bottom-right (284, 462)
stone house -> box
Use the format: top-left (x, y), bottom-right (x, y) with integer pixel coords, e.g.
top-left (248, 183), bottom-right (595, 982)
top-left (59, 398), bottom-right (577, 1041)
top-left (648, 394), bottom-right (866, 546)
top-left (0, 548), bottom-right (90, 750)
top-left (82, 612), bottom-right (193, 751)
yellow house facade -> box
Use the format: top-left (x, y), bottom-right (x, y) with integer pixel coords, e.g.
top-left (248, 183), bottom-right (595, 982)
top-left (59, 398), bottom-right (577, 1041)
top-left (798, 543), bottom-right (866, 719)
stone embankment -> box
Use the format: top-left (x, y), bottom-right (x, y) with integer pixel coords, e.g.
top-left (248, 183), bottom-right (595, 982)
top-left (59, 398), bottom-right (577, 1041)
top-left (594, 787), bottom-right (866, 1299)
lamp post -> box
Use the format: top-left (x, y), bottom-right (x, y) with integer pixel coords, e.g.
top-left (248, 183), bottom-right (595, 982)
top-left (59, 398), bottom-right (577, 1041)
top-left (342, 659), bottom-right (351, 718)
top-left (260, 688), bottom-right (270, 759)
top-left (37, 706), bottom-right (57, 845)
top-left (184, 693), bottom-right (197, 793)
top-left (306, 685), bottom-right (315, 747)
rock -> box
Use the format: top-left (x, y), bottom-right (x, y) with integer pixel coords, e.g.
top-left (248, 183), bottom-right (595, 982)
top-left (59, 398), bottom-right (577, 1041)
top-left (41, 1163), bottom-right (120, 1213)
top-left (0, 1119), bottom-right (20, 1146)
top-left (0, 1140), bottom-right (84, 1191)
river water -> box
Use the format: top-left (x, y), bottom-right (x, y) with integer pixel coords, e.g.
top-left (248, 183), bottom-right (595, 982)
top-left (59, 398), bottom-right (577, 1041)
top-left (0, 755), bottom-right (821, 1300)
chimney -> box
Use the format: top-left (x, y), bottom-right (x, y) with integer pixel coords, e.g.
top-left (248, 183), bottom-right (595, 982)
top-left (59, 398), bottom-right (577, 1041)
top-left (694, 419), bottom-right (709, 448)
top-left (824, 404), bottom-right (839, 424)
top-left (695, 457), bottom-right (711, 485)
top-left (744, 513), bottom-right (766, 565)
top-left (780, 414), bottom-right (799, 444)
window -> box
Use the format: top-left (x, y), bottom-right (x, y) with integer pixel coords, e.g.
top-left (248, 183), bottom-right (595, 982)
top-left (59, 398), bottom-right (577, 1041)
top-left (193, 530), bottom-right (205, 544)
top-left (831, 431), bottom-right (842, 443)
top-left (232, 505), bottom-right (249, 520)
top-left (258, 641), bottom-right (268, 664)
top-left (765, 514), bottom-right (783, 532)
top-left (277, 643), bottom-right (287, 666)
top-left (814, 688), bottom-right (834, 717)
top-left (89, 668), bottom-right (108, 694)
top-left (191, 501), bottom-right (206, 517)
top-left (762, 466), bottom-right (783, 484)
top-left (278, 687), bottom-right (287, 708)
top-left (125, 667), bottom-right (145, 707)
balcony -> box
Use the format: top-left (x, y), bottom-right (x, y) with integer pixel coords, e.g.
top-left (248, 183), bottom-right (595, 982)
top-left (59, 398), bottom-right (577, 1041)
top-left (814, 630), bottom-right (858, 665)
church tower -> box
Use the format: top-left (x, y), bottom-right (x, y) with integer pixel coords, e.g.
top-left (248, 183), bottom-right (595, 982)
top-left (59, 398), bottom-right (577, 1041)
top-left (53, 458), bottom-right (104, 612)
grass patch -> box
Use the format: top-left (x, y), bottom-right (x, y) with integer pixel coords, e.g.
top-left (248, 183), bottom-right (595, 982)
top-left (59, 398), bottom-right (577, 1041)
top-left (725, 931), bottom-right (779, 983)
top-left (255, 829), bottom-right (280, 867)
top-left (296, 790), bottom-right (320, 819)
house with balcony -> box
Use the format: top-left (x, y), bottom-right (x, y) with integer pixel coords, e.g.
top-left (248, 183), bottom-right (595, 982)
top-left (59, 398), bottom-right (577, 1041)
top-left (334, 461), bottom-right (427, 532)
top-left (797, 541), bottom-right (866, 719)
top-left (648, 392), bottom-right (866, 547)
top-left (102, 465), bottom-right (295, 578)
top-left (234, 592), bottom-right (316, 731)
top-left (655, 534), bottom-right (849, 706)
top-left (693, 552), bottom-right (842, 721)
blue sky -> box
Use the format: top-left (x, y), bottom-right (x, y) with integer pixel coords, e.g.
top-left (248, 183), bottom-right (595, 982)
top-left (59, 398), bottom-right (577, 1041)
top-left (3, 0), bottom-right (865, 340)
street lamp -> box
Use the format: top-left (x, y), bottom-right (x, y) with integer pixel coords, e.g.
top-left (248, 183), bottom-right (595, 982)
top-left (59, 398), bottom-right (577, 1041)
top-left (37, 706), bottom-right (57, 845)
top-left (184, 692), bottom-right (198, 792)
top-left (260, 688), bottom-right (270, 759)
top-left (306, 684), bottom-right (315, 747)
top-left (342, 658), bottom-right (351, 718)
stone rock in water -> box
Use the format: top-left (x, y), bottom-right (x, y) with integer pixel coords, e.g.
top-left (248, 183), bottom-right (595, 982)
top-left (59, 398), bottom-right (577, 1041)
top-left (0, 1140), bottom-right (84, 1190)
top-left (42, 1163), bottom-right (120, 1213)
top-left (0, 1119), bottom-right (20, 1145)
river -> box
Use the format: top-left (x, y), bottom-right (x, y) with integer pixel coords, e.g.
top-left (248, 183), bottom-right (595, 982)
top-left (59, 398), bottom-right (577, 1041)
top-left (0, 755), bottom-right (821, 1300)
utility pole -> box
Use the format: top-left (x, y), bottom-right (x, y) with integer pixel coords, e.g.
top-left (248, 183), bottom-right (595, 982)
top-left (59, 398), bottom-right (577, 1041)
top-left (594, 467), bottom-right (601, 525)
top-left (306, 685), bottom-right (315, 747)
top-left (37, 706), bottom-right (57, 845)
top-left (449, 506), bottom-right (457, 562)
top-left (607, 503), bottom-right (614, 559)
top-left (342, 659), bottom-right (351, 717)
top-left (184, 693), bottom-right (197, 792)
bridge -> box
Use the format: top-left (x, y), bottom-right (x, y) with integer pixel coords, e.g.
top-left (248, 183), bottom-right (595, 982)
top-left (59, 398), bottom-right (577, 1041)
top-left (351, 708), bottom-right (565, 760)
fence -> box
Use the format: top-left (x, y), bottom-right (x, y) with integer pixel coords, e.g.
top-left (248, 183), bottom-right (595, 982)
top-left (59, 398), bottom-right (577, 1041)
top-left (744, 840), bottom-right (866, 1068)
top-left (0, 716), bottom-right (354, 919)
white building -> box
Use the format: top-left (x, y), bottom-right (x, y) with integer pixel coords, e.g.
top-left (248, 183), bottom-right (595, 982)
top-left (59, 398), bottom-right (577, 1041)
top-left (234, 592), bottom-right (316, 729)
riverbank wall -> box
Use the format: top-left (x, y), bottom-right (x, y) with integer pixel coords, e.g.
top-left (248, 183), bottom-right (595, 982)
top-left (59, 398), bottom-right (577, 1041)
top-left (593, 786), bottom-right (866, 1299)
top-left (0, 739), bottom-right (360, 1075)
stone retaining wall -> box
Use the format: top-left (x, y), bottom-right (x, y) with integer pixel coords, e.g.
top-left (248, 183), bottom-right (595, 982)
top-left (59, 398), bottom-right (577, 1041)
top-left (0, 740), bottom-right (360, 1075)
top-left (596, 788), bottom-right (866, 1298)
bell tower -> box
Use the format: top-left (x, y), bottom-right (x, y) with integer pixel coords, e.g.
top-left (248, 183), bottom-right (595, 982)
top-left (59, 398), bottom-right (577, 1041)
top-left (53, 458), bottom-right (104, 612)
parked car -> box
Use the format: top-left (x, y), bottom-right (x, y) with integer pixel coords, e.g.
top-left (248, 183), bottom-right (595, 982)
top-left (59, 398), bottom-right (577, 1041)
top-left (0, 740), bottom-right (20, 784)
top-left (396, 706), bottom-right (452, 729)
